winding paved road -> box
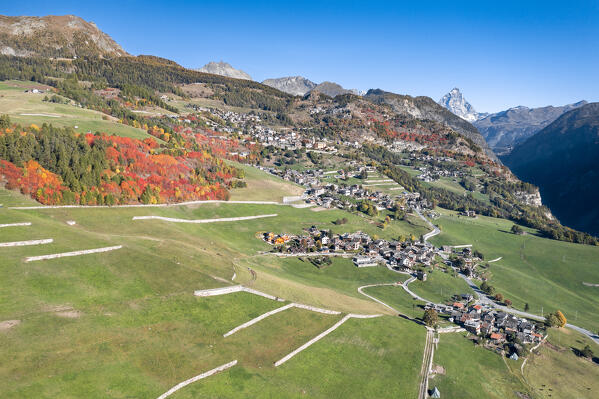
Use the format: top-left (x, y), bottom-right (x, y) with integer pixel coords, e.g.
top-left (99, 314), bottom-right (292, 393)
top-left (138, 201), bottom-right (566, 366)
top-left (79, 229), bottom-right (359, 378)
top-left (400, 277), bottom-right (432, 304)
top-left (357, 283), bottom-right (402, 314)
top-left (413, 208), bottom-right (440, 241)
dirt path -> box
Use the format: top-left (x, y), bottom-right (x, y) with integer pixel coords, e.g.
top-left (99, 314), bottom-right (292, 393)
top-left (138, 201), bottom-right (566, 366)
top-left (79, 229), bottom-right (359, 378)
top-left (418, 329), bottom-right (435, 399)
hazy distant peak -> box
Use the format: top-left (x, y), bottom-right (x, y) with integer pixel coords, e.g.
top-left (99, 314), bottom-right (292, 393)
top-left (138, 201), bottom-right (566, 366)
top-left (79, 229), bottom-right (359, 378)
top-left (262, 76), bottom-right (317, 96)
top-left (197, 61), bottom-right (252, 80)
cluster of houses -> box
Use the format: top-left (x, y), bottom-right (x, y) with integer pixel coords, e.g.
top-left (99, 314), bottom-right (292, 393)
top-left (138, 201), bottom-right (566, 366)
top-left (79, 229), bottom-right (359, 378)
top-left (428, 301), bottom-right (544, 348)
top-left (262, 227), bottom-right (437, 271)
top-left (263, 163), bottom-right (432, 213)
top-left (187, 105), bottom-right (262, 125)
top-left (304, 183), bottom-right (398, 210)
top-left (415, 165), bottom-right (465, 182)
top-left (262, 168), bottom-right (324, 187)
top-left (250, 126), bottom-right (303, 149)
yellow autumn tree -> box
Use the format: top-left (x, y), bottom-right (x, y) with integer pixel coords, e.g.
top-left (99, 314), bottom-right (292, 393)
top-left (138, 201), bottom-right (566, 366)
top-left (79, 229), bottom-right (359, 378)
top-left (555, 310), bottom-right (567, 327)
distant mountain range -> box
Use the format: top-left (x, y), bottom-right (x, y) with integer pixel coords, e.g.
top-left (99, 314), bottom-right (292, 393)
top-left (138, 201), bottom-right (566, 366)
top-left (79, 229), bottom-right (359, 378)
top-left (196, 61), bottom-right (252, 80)
top-left (0, 14), bottom-right (127, 58)
top-left (474, 101), bottom-right (588, 154)
top-left (261, 76), bottom-right (316, 96)
top-left (262, 76), bottom-right (364, 97)
top-left (503, 102), bottom-right (599, 236)
top-left (438, 88), bottom-right (588, 155)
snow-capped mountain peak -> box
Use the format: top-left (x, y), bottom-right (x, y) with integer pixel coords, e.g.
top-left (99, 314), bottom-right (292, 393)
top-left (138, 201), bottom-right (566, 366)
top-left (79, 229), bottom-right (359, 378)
top-left (438, 88), bottom-right (483, 122)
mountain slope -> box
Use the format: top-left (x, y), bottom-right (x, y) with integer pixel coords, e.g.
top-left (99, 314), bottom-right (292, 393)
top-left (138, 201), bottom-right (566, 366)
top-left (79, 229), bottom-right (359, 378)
top-left (262, 76), bottom-right (316, 96)
top-left (438, 88), bottom-right (486, 122)
top-left (503, 102), bottom-right (599, 236)
top-left (475, 101), bottom-right (588, 154)
top-left (309, 81), bottom-right (353, 98)
top-left (0, 14), bottom-right (127, 58)
top-left (196, 61), bottom-right (252, 80)
top-left (365, 89), bottom-right (497, 160)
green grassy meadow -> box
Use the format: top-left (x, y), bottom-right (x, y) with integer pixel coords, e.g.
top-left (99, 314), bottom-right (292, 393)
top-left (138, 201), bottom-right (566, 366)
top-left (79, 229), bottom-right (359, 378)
top-left (228, 162), bottom-right (304, 202)
top-left (363, 284), bottom-right (427, 318)
top-left (432, 332), bottom-right (530, 399)
top-left (0, 80), bottom-right (151, 140)
top-left (1, 154), bottom-right (598, 397)
top-left (0, 183), bottom-right (429, 397)
top-left (524, 328), bottom-right (599, 398)
top-left (410, 268), bottom-right (475, 305)
top-left (184, 316), bottom-right (425, 398)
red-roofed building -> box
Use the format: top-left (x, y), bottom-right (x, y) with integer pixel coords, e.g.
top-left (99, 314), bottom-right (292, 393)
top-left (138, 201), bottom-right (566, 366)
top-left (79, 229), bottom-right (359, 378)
top-left (490, 333), bottom-right (505, 342)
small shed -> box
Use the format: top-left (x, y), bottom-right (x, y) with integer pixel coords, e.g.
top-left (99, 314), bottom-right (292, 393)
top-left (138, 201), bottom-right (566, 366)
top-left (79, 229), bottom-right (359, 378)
top-left (509, 352), bottom-right (519, 361)
top-left (430, 386), bottom-right (441, 398)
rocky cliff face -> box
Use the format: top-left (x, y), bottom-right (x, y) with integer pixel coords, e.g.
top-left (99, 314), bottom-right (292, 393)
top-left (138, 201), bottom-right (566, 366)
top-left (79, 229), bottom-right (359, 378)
top-left (474, 101), bottom-right (587, 154)
top-left (0, 14), bottom-right (128, 58)
top-left (196, 61), bottom-right (252, 80)
top-left (365, 89), bottom-right (498, 161)
top-left (262, 76), bottom-right (317, 96)
top-left (438, 88), bottom-right (485, 122)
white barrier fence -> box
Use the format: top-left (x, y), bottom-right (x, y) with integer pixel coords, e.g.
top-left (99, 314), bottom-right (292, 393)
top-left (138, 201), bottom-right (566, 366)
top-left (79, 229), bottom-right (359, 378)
top-left (156, 360), bottom-right (238, 399)
top-left (274, 315), bottom-right (351, 367)
top-left (223, 304), bottom-right (295, 337)
top-left (0, 222), bottom-right (32, 228)
top-left (193, 285), bottom-right (285, 302)
top-left (24, 245), bottom-right (123, 262)
top-left (223, 303), bottom-right (342, 338)
top-left (274, 314), bottom-right (382, 367)
top-left (0, 238), bottom-right (53, 247)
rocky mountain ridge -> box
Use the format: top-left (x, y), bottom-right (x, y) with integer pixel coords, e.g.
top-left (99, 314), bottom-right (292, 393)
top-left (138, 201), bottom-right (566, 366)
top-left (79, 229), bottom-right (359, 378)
top-left (0, 14), bottom-right (128, 58)
top-left (262, 76), bottom-right (317, 96)
top-left (196, 61), bottom-right (252, 80)
top-left (263, 76), bottom-right (363, 97)
top-left (474, 101), bottom-right (588, 153)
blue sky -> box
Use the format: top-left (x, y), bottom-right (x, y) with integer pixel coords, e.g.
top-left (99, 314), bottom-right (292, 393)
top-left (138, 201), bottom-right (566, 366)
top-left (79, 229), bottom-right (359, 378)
top-left (3, 0), bottom-right (598, 112)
